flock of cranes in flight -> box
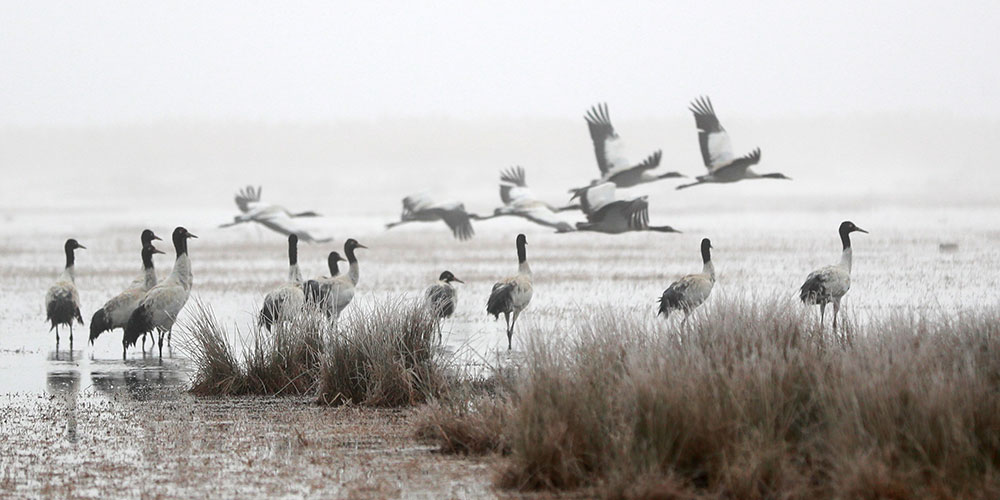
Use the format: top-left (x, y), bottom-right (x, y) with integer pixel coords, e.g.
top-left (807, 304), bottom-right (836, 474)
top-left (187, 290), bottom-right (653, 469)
top-left (216, 97), bottom-right (792, 243)
top-left (43, 97), bottom-right (866, 359)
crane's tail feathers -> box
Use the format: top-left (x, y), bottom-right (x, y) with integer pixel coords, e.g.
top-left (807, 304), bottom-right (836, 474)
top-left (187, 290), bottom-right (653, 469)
top-left (89, 308), bottom-right (113, 344)
top-left (122, 304), bottom-right (153, 349)
top-left (799, 274), bottom-right (828, 304)
top-left (486, 284), bottom-right (514, 319)
top-left (259, 299), bottom-right (280, 331)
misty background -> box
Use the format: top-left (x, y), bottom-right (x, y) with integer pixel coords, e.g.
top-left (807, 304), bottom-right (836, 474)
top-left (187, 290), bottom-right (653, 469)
top-left (2, 1), bottom-right (999, 219)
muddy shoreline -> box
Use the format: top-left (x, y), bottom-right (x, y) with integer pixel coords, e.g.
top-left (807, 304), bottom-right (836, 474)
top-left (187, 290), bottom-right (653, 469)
top-left (0, 387), bottom-right (507, 499)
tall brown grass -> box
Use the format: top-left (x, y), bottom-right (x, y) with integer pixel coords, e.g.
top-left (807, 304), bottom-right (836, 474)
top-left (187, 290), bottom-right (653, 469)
top-left (181, 299), bottom-right (326, 396)
top-left (181, 298), bottom-right (453, 406)
top-left (420, 297), bottom-right (1000, 499)
top-left (316, 299), bottom-right (451, 407)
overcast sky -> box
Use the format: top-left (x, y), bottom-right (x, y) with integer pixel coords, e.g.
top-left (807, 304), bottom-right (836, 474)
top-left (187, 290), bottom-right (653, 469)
top-left (3, 0), bottom-right (999, 125)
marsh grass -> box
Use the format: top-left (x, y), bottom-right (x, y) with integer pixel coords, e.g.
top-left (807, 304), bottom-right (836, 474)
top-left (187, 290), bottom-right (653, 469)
top-left (182, 297), bottom-right (455, 407)
top-left (316, 299), bottom-right (451, 407)
top-left (181, 299), bottom-right (326, 396)
top-left (414, 359), bottom-right (520, 455)
top-left (421, 297), bottom-right (1000, 498)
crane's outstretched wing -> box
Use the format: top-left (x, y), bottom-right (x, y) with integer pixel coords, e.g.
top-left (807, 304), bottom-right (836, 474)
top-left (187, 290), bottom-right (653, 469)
top-left (235, 185), bottom-right (262, 213)
top-left (578, 182), bottom-right (617, 215)
top-left (712, 148), bottom-right (762, 178)
top-left (433, 202), bottom-right (475, 241)
top-left (514, 204), bottom-right (574, 232)
top-left (690, 96), bottom-right (735, 172)
top-left (256, 211), bottom-right (331, 243)
top-left (499, 166), bottom-right (533, 205)
top-left (585, 103), bottom-right (629, 175)
top-left (588, 197), bottom-right (650, 231)
top-left (401, 193), bottom-right (436, 216)
top-left (629, 150), bottom-right (663, 172)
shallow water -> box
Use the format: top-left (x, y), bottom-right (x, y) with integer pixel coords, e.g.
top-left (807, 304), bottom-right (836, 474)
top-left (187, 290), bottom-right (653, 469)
top-left (3, 202), bottom-right (999, 398)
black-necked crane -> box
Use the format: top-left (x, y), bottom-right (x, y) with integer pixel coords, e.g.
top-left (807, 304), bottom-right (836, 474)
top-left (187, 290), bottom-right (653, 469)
top-left (220, 185), bottom-right (331, 243)
top-left (573, 182), bottom-right (680, 234)
top-left (303, 239), bottom-right (367, 319)
top-left (484, 166), bottom-right (577, 233)
top-left (426, 271), bottom-right (464, 319)
top-left (677, 96), bottom-right (790, 190)
top-left (259, 234), bottom-right (307, 331)
top-left (45, 238), bottom-right (86, 348)
top-left (90, 230), bottom-right (166, 358)
top-left (386, 193), bottom-right (477, 241)
top-left (487, 234), bottom-right (533, 350)
top-left (570, 103), bottom-right (683, 193)
top-left (800, 221), bottom-right (868, 331)
top-left (123, 227), bottom-right (197, 358)
top-left (658, 238), bottom-right (715, 323)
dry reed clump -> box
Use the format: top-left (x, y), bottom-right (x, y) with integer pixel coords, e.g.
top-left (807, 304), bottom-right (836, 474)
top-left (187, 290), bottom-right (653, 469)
top-left (180, 299), bottom-right (326, 396)
top-left (414, 363), bottom-right (520, 455)
top-left (316, 298), bottom-right (451, 407)
top-left (426, 297), bottom-right (1000, 498)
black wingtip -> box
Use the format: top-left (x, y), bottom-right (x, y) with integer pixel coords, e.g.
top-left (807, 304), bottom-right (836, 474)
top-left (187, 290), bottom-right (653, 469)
top-left (689, 95), bottom-right (713, 114)
top-left (584, 102), bottom-right (612, 126)
top-left (499, 166), bottom-right (527, 187)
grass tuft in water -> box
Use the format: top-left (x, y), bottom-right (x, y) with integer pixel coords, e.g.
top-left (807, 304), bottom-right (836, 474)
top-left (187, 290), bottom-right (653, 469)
top-left (181, 299), bottom-right (328, 396)
top-left (316, 298), bottom-right (450, 407)
top-left (181, 298), bottom-right (454, 407)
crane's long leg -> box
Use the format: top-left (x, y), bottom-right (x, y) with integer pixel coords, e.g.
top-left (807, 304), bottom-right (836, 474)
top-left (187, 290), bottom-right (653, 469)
top-left (509, 310), bottom-right (521, 351)
top-left (69, 324), bottom-right (74, 347)
top-left (55, 326), bottom-right (60, 350)
top-left (158, 331), bottom-right (164, 359)
top-left (832, 300), bottom-right (841, 333)
top-left (819, 303), bottom-right (827, 329)
top-left (503, 312), bottom-right (512, 350)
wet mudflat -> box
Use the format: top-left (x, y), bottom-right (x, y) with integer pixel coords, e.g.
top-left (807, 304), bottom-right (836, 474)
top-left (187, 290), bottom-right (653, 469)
top-left (0, 386), bottom-right (505, 498)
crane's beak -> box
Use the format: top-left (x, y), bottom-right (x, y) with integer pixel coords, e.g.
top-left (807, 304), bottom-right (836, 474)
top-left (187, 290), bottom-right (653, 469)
top-left (77, 244), bottom-right (87, 250)
top-left (152, 234), bottom-right (162, 241)
top-left (855, 227), bottom-right (868, 234)
top-left (453, 278), bottom-right (465, 284)
top-left (187, 233), bottom-right (199, 239)
top-left (356, 243), bottom-right (368, 249)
